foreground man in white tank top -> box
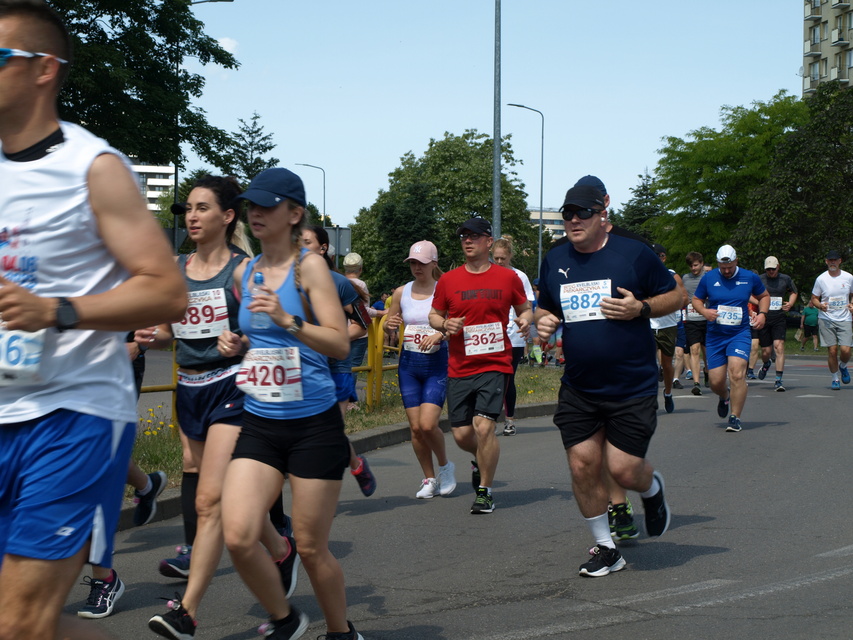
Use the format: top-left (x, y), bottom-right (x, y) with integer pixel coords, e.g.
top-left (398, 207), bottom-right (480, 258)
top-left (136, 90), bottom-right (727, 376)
top-left (0, 3), bottom-right (187, 639)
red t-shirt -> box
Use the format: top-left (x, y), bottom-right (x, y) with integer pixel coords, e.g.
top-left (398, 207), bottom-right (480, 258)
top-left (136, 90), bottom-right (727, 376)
top-left (432, 263), bottom-right (528, 377)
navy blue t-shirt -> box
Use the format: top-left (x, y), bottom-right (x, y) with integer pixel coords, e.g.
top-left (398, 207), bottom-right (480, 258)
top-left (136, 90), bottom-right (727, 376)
top-left (538, 234), bottom-right (676, 400)
top-left (328, 270), bottom-right (360, 373)
top-left (693, 267), bottom-right (765, 337)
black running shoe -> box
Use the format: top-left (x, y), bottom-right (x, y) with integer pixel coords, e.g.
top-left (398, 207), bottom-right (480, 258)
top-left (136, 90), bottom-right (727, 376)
top-left (77, 571), bottom-right (124, 619)
top-left (672, 379), bottom-right (683, 389)
top-left (133, 471), bottom-right (167, 527)
top-left (716, 395), bottom-right (729, 418)
top-left (641, 471), bottom-right (671, 537)
top-left (579, 545), bottom-right (626, 577)
top-left (149, 594), bottom-right (197, 640)
top-left (691, 383), bottom-right (702, 396)
top-left (317, 621), bottom-right (365, 640)
top-left (258, 608), bottom-right (309, 639)
top-left (664, 394), bottom-right (674, 414)
top-left (275, 536), bottom-right (300, 599)
top-left (758, 361), bottom-right (770, 380)
top-left (470, 488), bottom-right (495, 514)
top-left (611, 502), bottom-right (639, 541)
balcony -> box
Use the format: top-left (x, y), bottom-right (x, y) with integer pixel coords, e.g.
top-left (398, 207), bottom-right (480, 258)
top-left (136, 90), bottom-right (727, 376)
top-left (830, 66), bottom-right (850, 82)
top-left (805, 3), bottom-right (821, 19)
top-left (803, 76), bottom-right (820, 94)
top-left (831, 28), bottom-right (850, 45)
top-left (831, 0), bottom-right (851, 8)
top-left (805, 40), bottom-right (823, 56)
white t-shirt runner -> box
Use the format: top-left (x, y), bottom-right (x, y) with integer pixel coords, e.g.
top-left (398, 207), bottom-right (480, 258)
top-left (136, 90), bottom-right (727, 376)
top-left (812, 270), bottom-right (853, 323)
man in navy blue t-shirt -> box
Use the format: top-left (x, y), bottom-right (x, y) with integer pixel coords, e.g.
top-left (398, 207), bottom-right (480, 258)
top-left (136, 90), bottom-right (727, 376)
top-left (536, 184), bottom-right (682, 578)
top-left (691, 245), bottom-right (769, 432)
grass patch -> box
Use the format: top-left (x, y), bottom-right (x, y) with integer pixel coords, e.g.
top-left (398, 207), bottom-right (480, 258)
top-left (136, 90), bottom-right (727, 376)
top-left (127, 405), bottom-right (183, 498)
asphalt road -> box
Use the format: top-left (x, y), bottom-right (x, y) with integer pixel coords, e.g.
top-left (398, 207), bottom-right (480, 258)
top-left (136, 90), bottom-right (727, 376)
top-left (69, 352), bottom-right (853, 639)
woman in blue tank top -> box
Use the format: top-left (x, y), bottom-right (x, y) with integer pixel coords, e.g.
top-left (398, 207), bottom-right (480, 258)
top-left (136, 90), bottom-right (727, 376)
top-left (217, 168), bottom-right (364, 640)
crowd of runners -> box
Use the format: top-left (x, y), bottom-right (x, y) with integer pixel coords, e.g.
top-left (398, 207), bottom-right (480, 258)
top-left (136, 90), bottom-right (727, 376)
top-left (3, 3), bottom-right (853, 640)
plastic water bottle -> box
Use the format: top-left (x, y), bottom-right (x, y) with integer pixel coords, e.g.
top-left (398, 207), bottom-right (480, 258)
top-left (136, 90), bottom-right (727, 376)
top-left (250, 271), bottom-right (272, 329)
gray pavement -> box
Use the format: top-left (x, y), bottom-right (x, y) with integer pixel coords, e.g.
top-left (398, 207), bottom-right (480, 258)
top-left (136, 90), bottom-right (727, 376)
top-left (72, 353), bottom-right (853, 639)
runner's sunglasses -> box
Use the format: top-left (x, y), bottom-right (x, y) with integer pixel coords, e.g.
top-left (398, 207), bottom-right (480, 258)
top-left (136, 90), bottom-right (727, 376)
top-left (0, 48), bottom-right (68, 68)
top-left (561, 207), bottom-right (604, 221)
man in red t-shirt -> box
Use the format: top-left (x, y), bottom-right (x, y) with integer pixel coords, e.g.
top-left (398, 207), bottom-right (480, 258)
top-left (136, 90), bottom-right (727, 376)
top-left (429, 218), bottom-right (532, 515)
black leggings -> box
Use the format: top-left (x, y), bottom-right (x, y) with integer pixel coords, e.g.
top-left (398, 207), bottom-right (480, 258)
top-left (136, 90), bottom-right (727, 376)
top-left (504, 346), bottom-right (525, 418)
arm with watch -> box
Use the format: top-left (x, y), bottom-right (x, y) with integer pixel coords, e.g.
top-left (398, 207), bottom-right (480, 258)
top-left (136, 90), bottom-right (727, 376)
top-left (598, 285), bottom-right (683, 322)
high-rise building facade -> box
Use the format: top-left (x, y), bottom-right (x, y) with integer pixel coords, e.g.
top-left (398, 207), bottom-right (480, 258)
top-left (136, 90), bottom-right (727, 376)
top-left (803, 0), bottom-right (853, 94)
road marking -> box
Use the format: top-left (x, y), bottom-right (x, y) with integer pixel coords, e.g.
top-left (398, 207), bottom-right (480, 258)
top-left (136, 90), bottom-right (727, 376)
top-left (817, 545), bottom-right (853, 558)
top-left (599, 579), bottom-right (736, 606)
top-left (796, 394), bottom-right (834, 398)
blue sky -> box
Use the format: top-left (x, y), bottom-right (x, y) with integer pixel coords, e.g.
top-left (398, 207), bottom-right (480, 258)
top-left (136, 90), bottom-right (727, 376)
top-left (187, 1), bottom-right (803, 227)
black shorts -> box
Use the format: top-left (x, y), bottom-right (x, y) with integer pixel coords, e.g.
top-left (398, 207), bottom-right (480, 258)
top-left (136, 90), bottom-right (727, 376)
top-left (757, 312), bottom-right (787, 347)
top-left (232, 404), bottom-right (350, 480)
top-left (553, 384), bottom-right (658, 459)
top-left (446, 371), bottom-right (508, 427)
top-left (684, 321), bottom-right (707, 348)
top-left (804, 324), bottom-right (818, 338)
top-left (653, 326), bottom-right (677, 358)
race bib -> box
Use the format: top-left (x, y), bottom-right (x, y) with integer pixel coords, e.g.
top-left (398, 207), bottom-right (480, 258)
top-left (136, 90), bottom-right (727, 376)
top-left (463, 322), bottom-right (504, 356)
top-left (172, 288), bottom-right (229, 339)
top-left (403, 324), bottom-right (440, 354)
top-left (236, 347), bottom-right (302, 403)
top-left (716, 305), bottom-right (743, 326)
top-left (829, 295), bottom-right (847, 310)
top-left (0, 329), bottom-right (46, 386)
top-left (769, 297), bottom-right (783, 311)
top-left (686, 302), bottom-right (704, 321)
top-left (560, 279), bottom-right (610, 323)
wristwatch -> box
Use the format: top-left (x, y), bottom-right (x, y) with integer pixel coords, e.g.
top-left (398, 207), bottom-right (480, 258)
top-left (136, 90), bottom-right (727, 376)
top-left (640, 301), bottom-right (652, 319)
top-left (287, 315), bottom-right (304, 335)
top-left (55, 297), bottom-right (79, 332)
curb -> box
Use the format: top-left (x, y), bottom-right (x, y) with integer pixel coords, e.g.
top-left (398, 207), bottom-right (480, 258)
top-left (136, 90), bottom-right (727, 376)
top-left (118, 401), bottom-right (557, 532)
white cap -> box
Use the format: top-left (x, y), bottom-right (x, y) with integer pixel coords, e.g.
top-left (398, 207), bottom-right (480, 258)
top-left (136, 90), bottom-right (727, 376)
top-left (343, 252), bottom-right (363, 267)
top-left (716, 244), bottom-right (737, 263)
top-left (764, 256), bottom-right (779, 269)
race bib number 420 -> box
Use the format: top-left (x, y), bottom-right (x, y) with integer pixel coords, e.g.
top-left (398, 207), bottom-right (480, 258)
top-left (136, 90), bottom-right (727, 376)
top-left (0, 329), bottom-right (46, 386)
top-left (560, 279), bottom-right (611, 323)
top-left (172, 288), bottom-right (229, 339)
top-left (463, 322), bottom-right (504, 356)
top-left (236, 347), bottom-right (302, 403)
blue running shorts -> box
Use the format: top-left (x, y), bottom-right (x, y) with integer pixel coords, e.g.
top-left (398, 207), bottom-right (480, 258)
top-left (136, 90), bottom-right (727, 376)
top-left (0, 410), bottom-right (135, 567)
top-left (176, 364), bottom-right (244, 441)
top-left (705, 329), bottom-right (752, 369)
top-left (397, 346), bottom-right (448, 410)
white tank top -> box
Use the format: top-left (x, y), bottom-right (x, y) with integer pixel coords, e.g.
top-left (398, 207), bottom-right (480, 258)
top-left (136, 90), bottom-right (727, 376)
top-left (0, 122), bottom-right (136, 423)
top-left (399, 281), bottom-right (434, 326)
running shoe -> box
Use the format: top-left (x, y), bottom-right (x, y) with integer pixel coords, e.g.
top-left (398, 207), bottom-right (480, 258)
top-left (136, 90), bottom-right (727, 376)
top-left (774, 380), bottom-right (786, 392)
top-left (691, 383), bottom-right (702, 396)
top-left (148, 594), bottom-right (197, 640)
top-left (438, 461), bottom-right (456, 496)
top-left (351, 456), bottom-right (376, 497)
top-left (275, 536), bottom-right (300, 599)
top-left (317, 621), bottom-right (365, 640)
top-left (641, 471), bottom-right (671, 537)
top-left (832, 380), bottom-right (841, 390)
top-left (258, 608), bottom-right (309, 639)
top-left (746, 370), bottom-right (756, 380)
top-left (716, 395), bottom-right (730, 418)
top-left (842, 367), bottom-right (851, 384)
top-left (133, 471), bottom-right (167, 527)
top-left (77, 571), bottom-right (125, 619)
top-left (685, 369), bottom-right (693, 380)
top-left (579, 546), bottom-right (626, 577)
top-left (502, 419), bottom-right (516, 436)
top-left (672, 379), bottom-right (683, 389)
top-left (611, 502), bottom-right (639, 541)
top-left (159, 545), bottom-right (192, 579)
top-left (664, 394), bottom-right (674, 414)
top-left (726, 415), bottom-right (742, 432)
top-left (758, 361), bottom-right (771, 380)
top-left (470, 460), bottom-right (481, 491)
top-left (470, 488), bottom-right (495, 514)
top-left (415, 478), bottom-right (438, 499)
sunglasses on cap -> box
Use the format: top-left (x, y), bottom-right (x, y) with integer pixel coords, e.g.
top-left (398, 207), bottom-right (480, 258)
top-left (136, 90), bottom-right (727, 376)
top-left (0, 48), bottom-right (68, 68)
top-left (561, 207), bottom-right (603, 221)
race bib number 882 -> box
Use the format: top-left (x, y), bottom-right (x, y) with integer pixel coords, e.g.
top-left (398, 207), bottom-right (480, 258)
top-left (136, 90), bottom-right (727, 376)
top-left (560, 279), bottom-right (611, 323)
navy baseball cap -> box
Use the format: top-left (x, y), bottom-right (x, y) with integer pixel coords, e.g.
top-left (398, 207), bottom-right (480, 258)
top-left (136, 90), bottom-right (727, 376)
top-left (826, 250), bottom-right (842, 260)
top-left (237, 168), bottom-right (306, 208)
top-left (559, 185), bottom-right (605, 212)
top-left (574, 175), bottom-right (607, 195)
top-left (456, 217), bottom-right (493, 237)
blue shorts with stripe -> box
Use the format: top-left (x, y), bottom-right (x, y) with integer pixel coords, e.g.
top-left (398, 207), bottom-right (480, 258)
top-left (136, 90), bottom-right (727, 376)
top-left (176, 364), bottom-right (244, 441)
top-left (0, 410), bottom-right (135, 567)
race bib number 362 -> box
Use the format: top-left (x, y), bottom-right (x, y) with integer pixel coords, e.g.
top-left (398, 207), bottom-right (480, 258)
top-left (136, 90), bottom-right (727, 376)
top-left (560, 279), bottom-right (611, 323)
top-left (463, 322), bottom-right (504, 356)
top-left (236, 347), bottom-right (302, 403)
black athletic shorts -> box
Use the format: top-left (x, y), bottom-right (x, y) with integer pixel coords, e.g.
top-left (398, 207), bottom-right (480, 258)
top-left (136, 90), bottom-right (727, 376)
top-left (757, 312), bottom-right (787, 347)
top-left (446, 371), bottom-right (508, 428)
top-left (684, 321), bottom-right (707, 348)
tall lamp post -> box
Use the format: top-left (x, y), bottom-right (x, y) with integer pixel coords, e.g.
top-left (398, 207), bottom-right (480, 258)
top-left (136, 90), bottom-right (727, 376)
top-left (172, 0), bottom-right (235, 250)
top-left (507, 103), bottom-right (544, 276)
top-left (295, 163), bottom-right (326, 223)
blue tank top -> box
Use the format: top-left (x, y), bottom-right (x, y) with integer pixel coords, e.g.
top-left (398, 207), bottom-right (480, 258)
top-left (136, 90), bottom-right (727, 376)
top-left (239, 251), bottom-right (337, 419)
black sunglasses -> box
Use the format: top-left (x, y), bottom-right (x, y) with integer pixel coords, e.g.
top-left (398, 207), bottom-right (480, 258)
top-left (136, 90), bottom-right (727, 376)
top-left (561, 207), bottom-right (603, 221)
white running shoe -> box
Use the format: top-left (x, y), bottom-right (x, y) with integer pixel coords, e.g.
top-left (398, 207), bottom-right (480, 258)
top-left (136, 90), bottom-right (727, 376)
top-left (416, 478), bottom-right (438, 499)
top-left (438, 461), bottom-right (457, 496)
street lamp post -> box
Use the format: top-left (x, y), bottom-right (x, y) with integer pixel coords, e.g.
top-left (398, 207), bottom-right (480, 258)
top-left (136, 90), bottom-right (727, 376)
top-left (507, 103), bottom-right (544, 277)
top-left (295, 163), bottom-right (326, 223)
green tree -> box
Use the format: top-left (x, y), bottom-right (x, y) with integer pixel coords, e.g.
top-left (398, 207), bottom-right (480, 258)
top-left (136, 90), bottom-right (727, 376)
top-left (648, 91), bottom-right (808, 264)
top-left (735, 81), bottom-right (853, 291)
top-left (51, 0), bottom-right (238, 167)
top-left (352, 130), bottom-right (538, 294)
top-left (221, 112), bottom-right (280, 184)
top-left (611, 170), bottom-right (661, 243)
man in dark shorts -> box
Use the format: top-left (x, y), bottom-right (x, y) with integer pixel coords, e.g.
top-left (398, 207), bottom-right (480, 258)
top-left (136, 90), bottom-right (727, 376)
top-left (536, 185), bottom-right (682, 577)
top-left (429, 217), bottom-right (532, 515)
top-left (757, 256), bottom-right (798, 391)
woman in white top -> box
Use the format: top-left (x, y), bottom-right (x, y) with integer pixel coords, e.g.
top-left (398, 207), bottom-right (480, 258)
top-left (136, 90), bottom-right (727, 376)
top-left (385, 241), bottom-right (457, 499)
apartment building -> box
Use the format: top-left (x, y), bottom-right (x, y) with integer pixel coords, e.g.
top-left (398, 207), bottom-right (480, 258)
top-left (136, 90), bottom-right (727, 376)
top-left (803, 0), bottom-right (853, 94)
top-left (130, 160), bottom-right (175, 214)
top-left (528, 207), bottom-right (564, 240)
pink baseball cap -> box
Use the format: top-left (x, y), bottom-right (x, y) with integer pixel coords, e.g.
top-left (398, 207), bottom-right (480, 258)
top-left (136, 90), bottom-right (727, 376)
top-left (404, 240), bottom-right (438, 264)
